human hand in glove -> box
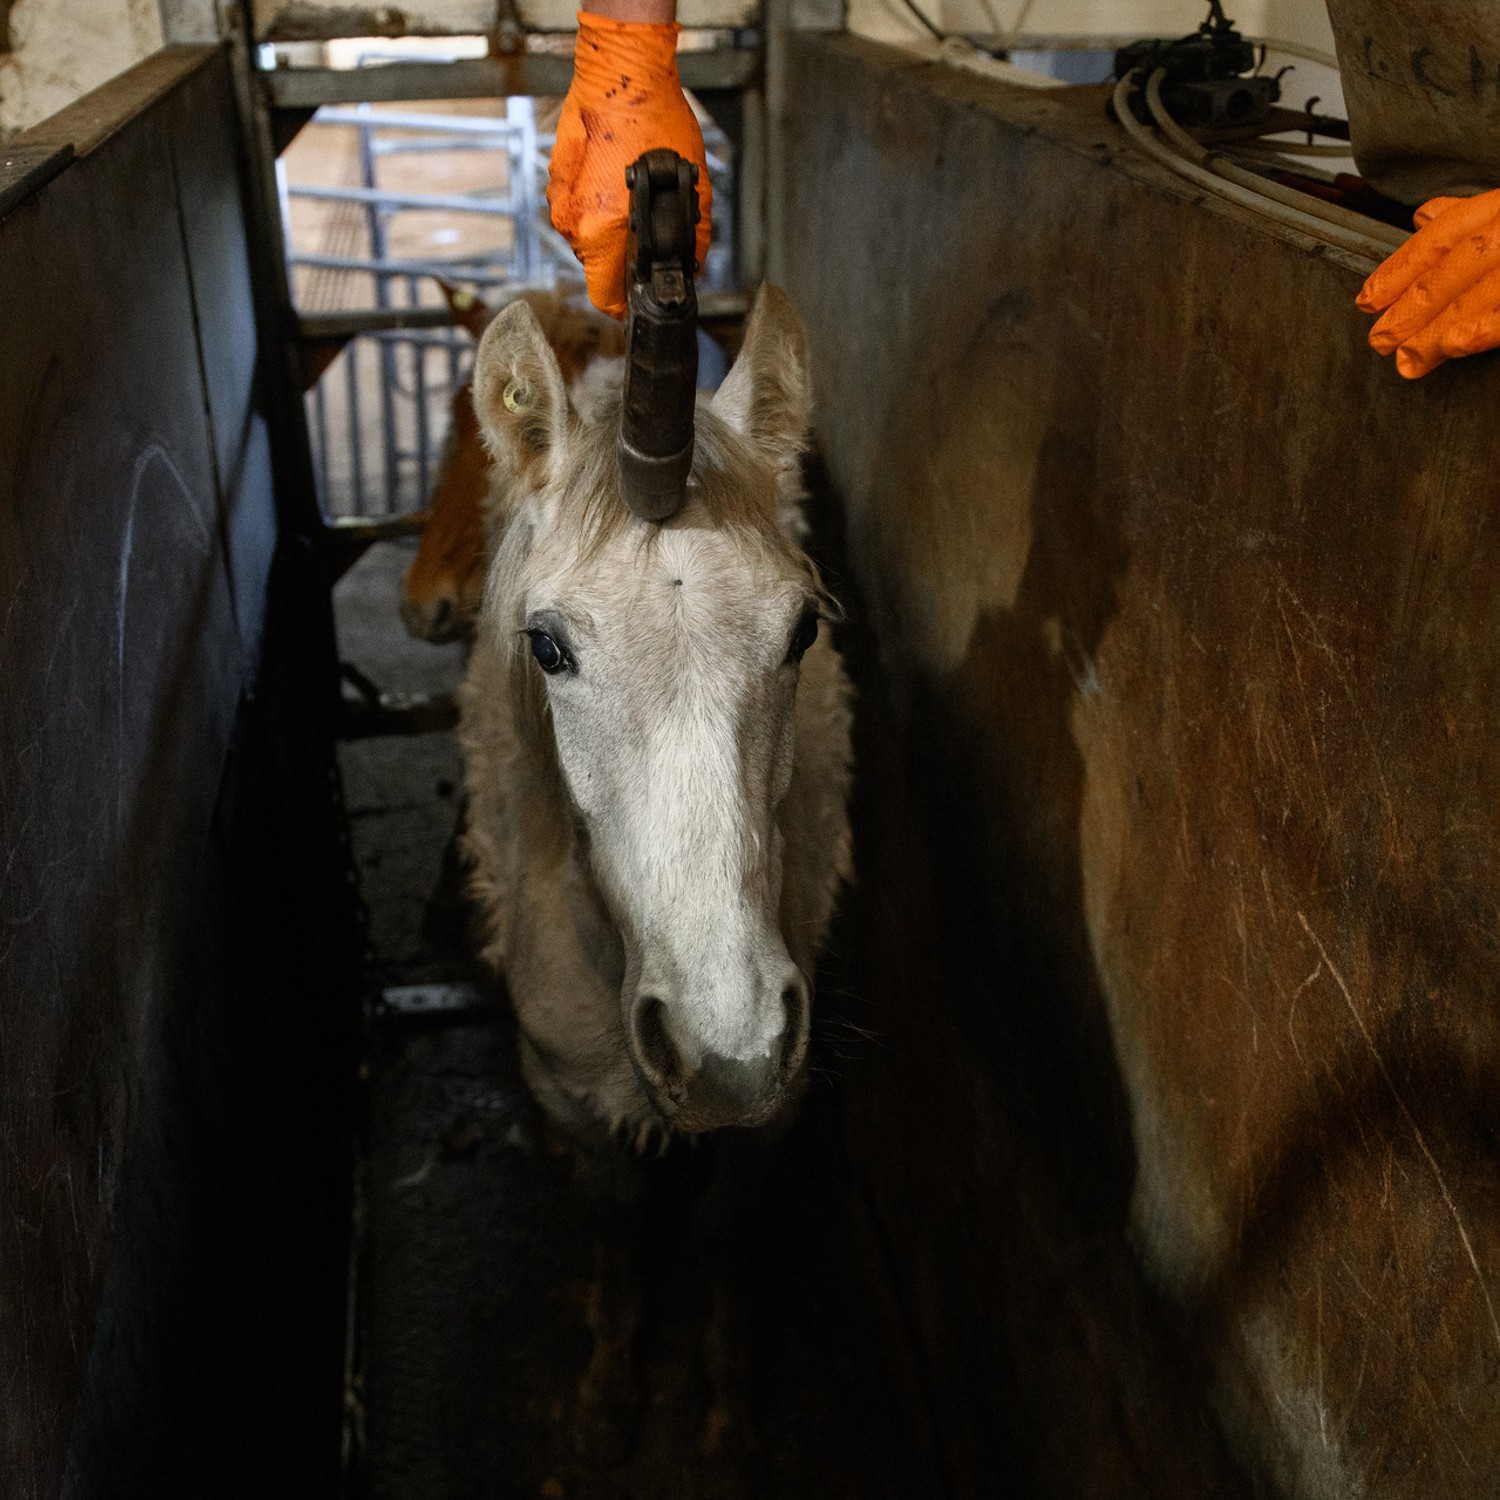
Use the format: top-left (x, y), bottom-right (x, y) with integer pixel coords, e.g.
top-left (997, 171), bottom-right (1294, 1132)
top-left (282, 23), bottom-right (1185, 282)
top-left (547, 9), bottom-right (713, 319)
top-left (1357, 187), bottom-right (1500, 380)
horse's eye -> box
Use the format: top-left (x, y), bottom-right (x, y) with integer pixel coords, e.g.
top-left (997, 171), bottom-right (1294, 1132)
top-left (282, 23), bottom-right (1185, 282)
top-left (787, 610), bottom-right (819, 665)
top-left (528, 630), bottom-right (570, 674)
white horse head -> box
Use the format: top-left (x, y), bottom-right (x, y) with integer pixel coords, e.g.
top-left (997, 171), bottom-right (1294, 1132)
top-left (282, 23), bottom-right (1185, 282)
top-left (464, 285), bottom-right (849, 1137)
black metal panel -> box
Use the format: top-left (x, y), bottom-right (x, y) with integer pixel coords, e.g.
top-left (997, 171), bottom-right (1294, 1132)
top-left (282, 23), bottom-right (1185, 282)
top-left (0, 66), bottom-right (234, 1492)
top-left (0, 49), bottom-right (358, 1499)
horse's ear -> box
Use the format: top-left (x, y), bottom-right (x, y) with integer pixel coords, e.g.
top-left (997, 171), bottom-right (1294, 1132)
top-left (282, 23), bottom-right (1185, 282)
top-left (437, 278), bottom-right (495, 341)
top-left (471, 299), bottom-right (571, 491)
top-left (711, 284), bottom-right (810, 498)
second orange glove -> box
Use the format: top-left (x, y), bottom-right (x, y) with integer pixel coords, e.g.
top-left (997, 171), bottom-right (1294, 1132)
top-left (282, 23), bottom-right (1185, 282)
top-left (1357, 187), bottom-right (1500, 380)
top-left (547, 12), bottom-right (713, 320)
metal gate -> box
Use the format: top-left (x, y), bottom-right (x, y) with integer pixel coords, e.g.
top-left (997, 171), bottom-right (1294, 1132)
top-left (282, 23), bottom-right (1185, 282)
top-left (281, 91), bottom-right (735, 519)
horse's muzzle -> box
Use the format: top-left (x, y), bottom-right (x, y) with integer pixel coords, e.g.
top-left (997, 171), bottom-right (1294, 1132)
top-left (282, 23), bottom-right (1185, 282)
top-left (627, 977), bottom-right (810, 1133)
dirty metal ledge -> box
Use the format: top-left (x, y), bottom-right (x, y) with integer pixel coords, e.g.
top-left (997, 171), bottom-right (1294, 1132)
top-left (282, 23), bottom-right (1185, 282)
top-left (2, 46), bottom-right (218, 222)
top-left (807, 32), bottom-right (1381, 280)
top-left (19, 46), bottom-right (220, 160)
top-left (264, 48), bottom-right (758, 110)
top-left (296, 287), bottom-right (748, 343)
top-left (0, 144), bottom-right (73, 221)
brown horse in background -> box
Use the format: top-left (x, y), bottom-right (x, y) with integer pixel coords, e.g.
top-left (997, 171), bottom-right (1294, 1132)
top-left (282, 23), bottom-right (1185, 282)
top-left (399, 281), bottom-right (625, 642)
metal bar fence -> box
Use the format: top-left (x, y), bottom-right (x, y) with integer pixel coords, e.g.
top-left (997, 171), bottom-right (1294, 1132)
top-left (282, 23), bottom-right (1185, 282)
top-left (284, 92), bottom-right (734, 519)
top-left (289, 99), bottom-right (554, 518)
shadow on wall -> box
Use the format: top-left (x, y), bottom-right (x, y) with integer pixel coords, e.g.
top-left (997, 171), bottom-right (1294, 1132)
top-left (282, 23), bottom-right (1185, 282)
top-left (60, 541), bottom-right (362, 1500)
top-left (812, 284), bottom-right (1256, 1497)
top-left (888, 283), bottom-right (1134, 1223)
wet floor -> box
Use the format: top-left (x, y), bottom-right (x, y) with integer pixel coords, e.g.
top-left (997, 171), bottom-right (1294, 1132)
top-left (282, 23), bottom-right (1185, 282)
top-left (335, 542), bottom-right (943, 1500)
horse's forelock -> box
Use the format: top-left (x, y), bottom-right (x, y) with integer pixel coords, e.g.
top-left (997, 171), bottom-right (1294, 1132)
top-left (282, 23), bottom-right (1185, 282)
top-left (542, 392), bottom-right (790, 562)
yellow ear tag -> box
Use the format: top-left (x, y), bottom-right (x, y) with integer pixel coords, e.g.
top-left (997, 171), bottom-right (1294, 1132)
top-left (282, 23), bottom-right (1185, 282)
top-left (502, 379), bottom-right (528, 414)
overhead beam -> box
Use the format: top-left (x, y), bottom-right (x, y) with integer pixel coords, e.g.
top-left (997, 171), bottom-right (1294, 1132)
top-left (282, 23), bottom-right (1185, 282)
top-left (254, 0), bottom-right (757, 38)
top-left (262, 48), bottom-right (758, 108)
top-left (295, 287), bottom-right (747, 341)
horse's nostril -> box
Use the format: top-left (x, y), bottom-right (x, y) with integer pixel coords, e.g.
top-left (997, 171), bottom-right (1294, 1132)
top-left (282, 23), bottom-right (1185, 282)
top-left (630, 995), bottom-right (682, 1093)
top-left (430, 597), bottom-right (453, 633)
top-left (779, 978), bottom-right (810, 1074)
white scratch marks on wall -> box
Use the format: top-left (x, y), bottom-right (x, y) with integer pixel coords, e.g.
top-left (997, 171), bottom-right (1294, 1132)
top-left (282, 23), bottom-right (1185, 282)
top-left (1297, 910), bottom-right (1500, 1362)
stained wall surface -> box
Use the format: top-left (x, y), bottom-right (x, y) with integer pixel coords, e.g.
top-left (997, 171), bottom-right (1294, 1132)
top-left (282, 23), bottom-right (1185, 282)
top-left (784, 34), bottom-right (1500, 1498)
top-left (0, 0), bottom-right (162, 136)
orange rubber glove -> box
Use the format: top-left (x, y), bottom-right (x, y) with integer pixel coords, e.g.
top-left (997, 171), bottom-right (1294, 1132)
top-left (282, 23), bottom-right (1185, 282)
top-left (1356, 187), bottom-right (1500, 380)
top-left (547, 12), bottom-right (712, 320)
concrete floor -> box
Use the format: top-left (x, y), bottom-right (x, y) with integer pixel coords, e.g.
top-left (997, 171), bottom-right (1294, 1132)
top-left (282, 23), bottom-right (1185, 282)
top-left (333, 541), bottom-right (942, 1500)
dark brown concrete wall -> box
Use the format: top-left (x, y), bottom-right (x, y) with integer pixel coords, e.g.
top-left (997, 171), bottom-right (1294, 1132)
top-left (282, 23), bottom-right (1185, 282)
top-left (0, 51), bottom-right (359, 1499)
top-left (785, 35), bottom-right (1500, 1499)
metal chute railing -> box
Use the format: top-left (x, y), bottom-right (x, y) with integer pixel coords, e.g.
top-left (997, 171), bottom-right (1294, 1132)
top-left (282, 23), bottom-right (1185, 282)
top-left (281, 96), bottom-right (734, 519)
top-left (282, 98), bottom-right (554, 518)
